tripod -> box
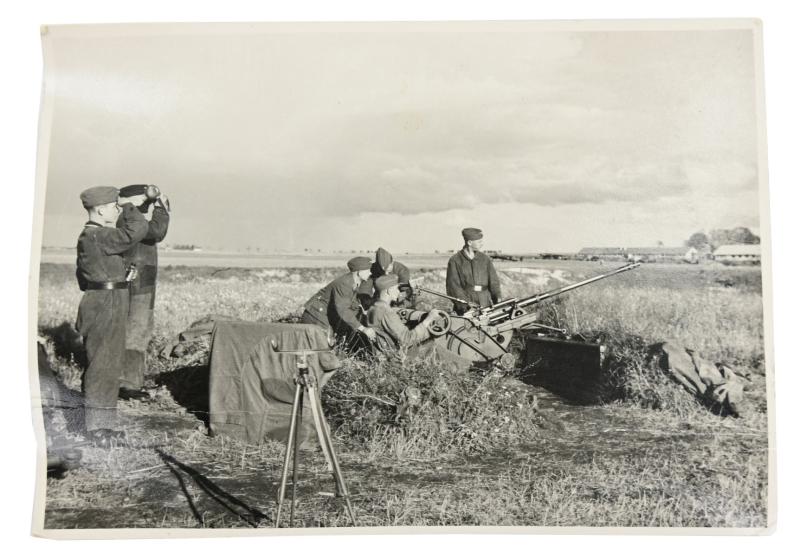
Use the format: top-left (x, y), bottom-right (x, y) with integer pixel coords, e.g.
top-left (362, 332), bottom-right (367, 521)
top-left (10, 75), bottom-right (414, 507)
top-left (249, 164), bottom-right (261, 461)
top-left (271, 341), bottom-right (357, 528)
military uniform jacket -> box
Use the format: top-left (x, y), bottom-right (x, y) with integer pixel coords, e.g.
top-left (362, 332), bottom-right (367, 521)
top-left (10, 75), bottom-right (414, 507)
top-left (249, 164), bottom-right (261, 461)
top-left (118, 203), bottom-right (170, 295)
top-left (385, 261), bottom-right (410, 285)
top-left (76, 204), bottom-right (149, 289)
top-left (357, 260), bottom-right (411, 302)
top-left (303, 272), bottom-right (363, 332)
top-left (446, 249), bottom-right (502, 313)
top-left (366, 300), bottom-right (428, 354)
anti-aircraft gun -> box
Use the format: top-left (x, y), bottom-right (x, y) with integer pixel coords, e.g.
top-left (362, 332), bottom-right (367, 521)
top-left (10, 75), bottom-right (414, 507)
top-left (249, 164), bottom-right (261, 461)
top-left (399, 262), bottom-right (640, 369)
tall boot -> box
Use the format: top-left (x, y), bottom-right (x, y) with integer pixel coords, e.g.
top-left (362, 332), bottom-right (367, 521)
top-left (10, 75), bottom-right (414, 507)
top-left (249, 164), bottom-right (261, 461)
top-left (119, 349), bottom-right (148, 400)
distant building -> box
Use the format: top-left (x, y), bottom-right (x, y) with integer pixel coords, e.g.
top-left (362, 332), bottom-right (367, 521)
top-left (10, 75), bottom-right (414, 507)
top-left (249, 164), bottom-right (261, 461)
top-left (486, 250), bottom-right (523, 262)
top-left (577, 247), bottom-right (626, 261)
top-left (627, 246), bottom-right (704, 263)
top-left (578, 246), bottom-right (701, 263)
top-left (713, 244), bottom-right (761, 265)
top-left (683, 247), bottom-right (700, 264)
top-left (164, 244), bottom-right (203, 252)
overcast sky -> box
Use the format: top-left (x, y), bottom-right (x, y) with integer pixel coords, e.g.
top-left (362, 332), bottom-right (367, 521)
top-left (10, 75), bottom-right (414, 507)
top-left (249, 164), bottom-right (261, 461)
top-left (40, 23), bottom-right (761, 253)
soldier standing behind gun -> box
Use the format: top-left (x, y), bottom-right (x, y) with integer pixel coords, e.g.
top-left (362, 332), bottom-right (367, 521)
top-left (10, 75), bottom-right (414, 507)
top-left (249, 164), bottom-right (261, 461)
top-left (116, 184), bottom-right (170, 400)
top-left (75, 187), bottom-right (148, 445)
top-left (446, 227), bottom-right (502, 315)
top-left (301, 256), bottom-right (377, 344)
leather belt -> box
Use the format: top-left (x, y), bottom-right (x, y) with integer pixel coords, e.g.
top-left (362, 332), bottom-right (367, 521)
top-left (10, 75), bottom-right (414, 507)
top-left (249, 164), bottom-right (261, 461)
top-left (85, 281), bottom-right (129, 291)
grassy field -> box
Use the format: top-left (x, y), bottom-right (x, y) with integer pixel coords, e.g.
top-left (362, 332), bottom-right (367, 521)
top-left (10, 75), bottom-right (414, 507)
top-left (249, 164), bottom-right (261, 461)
top-left (35, 259), bottom-right (769, 529)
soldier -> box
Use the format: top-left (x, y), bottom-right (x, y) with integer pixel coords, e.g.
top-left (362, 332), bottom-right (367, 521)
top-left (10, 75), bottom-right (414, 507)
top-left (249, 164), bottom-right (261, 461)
top-left (357, 247), bottom-right (412, 309)
top-left (301, 256), bottom-right (377, 343)
top-left (446, 227), bottom-right (502, 315)
top-left (366, 275), bottom-right (472, 371)
top-left (75, 186), bottom-right (148, 445)
top-left (374, 247), bottom-right (410, 285)
top-left (116, 184), bottom-right (170, 400)
top-left (365, 274), bottom-right (436, 356)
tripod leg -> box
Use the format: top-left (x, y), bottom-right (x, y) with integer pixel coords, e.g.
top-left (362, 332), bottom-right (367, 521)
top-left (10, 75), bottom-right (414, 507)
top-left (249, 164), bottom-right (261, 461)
top-left (307, 385), bottom-right (334, 473)
top-left (289, 388), bottom-right (303, 527)
top-left (308, 385), bottom-right (357, 526)
top-left (308, 386), bottom-right (340, 490)
top-left (275, 382), bottom-right (303, 528)
top-left (321, 410), bottom-right (357, 526)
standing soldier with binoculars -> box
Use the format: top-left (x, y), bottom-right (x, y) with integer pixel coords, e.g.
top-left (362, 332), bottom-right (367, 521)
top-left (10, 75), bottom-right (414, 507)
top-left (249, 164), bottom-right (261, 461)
top-left (76, 187), bottom-right (148, 445)
top-left (116, 184), bottom-right (171, 401)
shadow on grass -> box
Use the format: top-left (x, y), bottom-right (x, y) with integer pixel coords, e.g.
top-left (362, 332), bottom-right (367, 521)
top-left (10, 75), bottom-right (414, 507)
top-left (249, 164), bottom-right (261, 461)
top-left (155, 448), bottom-right (269, 527)
top-left (40, 321), bottom-right (86, 369)
top-left (155, 365), bottom-right (211, 425)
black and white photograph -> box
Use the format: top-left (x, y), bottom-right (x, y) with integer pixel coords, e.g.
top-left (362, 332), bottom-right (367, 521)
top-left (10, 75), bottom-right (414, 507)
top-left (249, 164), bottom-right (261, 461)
top-left (30, 20), bottom-right (773, 536)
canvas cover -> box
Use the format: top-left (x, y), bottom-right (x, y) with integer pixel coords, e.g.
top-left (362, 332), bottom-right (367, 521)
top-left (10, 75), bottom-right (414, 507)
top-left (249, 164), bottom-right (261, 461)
top-left (208, 321), bottom-right (340, 445)
top-left (649, 340), bottom-right (748, 416)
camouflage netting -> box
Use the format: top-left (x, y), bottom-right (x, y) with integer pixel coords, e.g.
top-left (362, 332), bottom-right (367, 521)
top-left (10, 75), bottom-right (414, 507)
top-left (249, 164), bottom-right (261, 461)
top-left (594, 333), bottom-right (754, 417)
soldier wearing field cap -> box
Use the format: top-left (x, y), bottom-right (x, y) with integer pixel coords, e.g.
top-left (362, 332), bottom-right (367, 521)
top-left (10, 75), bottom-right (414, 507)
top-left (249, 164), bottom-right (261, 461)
top-left (367, 275), bottom-right (472, 371)
top-left (357, 247), bottom-right (412, 309)
top-left (75, 186), bottom-right (148, 445)
top-left (366, 274), bottom-right (435, 355)
top-left (446, 227), bottom-right (502, 315)
top-left (116, 184), bottom-right (171, 400)
top-left (301, 256), bottom-right (377, 342)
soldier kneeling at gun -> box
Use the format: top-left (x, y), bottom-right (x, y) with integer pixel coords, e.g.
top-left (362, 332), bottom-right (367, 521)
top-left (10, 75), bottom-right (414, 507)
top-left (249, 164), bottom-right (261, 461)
top-left (366, 275), bottom-right (471, 370)
top-left (366, 274), bottom-right (436, 356)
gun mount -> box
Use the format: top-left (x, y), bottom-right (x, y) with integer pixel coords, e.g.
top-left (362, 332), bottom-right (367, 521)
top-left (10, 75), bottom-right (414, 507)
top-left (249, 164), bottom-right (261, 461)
top-left (402, 263), bottom-right (640, 366)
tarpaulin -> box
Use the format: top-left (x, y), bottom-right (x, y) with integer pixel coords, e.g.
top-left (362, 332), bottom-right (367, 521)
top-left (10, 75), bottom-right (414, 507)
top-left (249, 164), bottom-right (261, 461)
top-left (649, 339), bottom-right (749, 417)
top-left (208, 321), bottom-right (340, 445)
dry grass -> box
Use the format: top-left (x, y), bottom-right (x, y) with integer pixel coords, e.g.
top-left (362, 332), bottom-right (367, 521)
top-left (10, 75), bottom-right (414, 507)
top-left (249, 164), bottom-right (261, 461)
top-left (36, 260), bottom-right (769, 529)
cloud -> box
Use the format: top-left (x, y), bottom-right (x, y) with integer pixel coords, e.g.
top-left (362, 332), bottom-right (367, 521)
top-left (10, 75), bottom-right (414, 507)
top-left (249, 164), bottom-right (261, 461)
top-left (42, 27), bottom-right (760, 251)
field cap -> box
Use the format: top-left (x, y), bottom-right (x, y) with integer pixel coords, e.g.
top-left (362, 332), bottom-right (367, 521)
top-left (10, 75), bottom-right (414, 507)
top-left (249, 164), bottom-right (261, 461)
top-left (375, 274), bottom-right (399, 291)
top-left (119, 184), bottom-right (148, 197)
top-left (347, 256), bottom-right (372, 272)
top-left (80, 186), bottom-right (118, 209)
top-left (462, 227), bottom-right (483, 241)
top-left (376, 247), bottom-right (393, 271)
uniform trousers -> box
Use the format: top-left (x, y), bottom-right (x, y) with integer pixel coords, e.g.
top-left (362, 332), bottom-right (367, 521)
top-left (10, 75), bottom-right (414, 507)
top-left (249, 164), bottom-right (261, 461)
top-left (76, 289), bottom-right (129, 431)
top-left (120, 288), bottom-right (155, 390)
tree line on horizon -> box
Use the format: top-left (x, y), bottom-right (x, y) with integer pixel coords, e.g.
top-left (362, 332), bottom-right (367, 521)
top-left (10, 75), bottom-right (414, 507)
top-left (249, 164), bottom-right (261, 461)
top-left (685, 227), bottom-right (760, 252)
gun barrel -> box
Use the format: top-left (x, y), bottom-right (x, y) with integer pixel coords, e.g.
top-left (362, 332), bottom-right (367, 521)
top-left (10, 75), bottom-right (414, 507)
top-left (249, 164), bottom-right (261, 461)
top-left (485, 262), bottom-right (640, 321)
top-left (417, 287), bottom-right (477, 309)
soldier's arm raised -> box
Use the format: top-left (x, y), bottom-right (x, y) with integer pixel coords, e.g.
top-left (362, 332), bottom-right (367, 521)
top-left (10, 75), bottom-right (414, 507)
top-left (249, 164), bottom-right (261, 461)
top-left (101, 204), bottom-right (149, 255)
top-left (144, 204), bottom-right (170, 242)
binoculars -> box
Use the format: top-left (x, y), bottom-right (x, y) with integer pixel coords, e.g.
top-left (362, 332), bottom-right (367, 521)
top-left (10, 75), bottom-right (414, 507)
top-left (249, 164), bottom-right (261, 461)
top-left (145, 185), bottom-right (161, 200)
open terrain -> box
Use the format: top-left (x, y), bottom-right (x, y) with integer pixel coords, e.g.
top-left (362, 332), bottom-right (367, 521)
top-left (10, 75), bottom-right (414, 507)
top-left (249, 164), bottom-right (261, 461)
top-left (35, 258), bottom-right (769, 529)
